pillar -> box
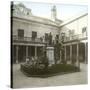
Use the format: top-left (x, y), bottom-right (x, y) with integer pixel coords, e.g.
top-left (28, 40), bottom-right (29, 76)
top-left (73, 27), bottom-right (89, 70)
top-left (77, 43), bottom-right (79, 63)
top-left (26, 46), bottom-right (28, 58)
top-left (16, 46), bottom-right (19, 64)
top-left (70, 45), bottom-right (72, 64)
top-left (35, 46), bottom-right (37, 58)
top-left (77, 43), bottom-right (80, 69)
top-left (85, 43), bottom-right (87, 64)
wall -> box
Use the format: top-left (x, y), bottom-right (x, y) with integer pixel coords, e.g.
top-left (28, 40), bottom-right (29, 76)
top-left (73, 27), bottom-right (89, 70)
top-left (59, 14), bottom-right (88, 38)
top-left (13, 17), bottom-right (59, 41)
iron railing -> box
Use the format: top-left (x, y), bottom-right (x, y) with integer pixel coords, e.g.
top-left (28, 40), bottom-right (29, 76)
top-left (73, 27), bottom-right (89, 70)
top-left (64, 34), bottom-right (87, 42)
top-left (13, 35), bottom-right (47, 44)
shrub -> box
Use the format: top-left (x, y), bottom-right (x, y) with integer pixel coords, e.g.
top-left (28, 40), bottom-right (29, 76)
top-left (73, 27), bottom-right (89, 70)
top-left (20, 63), bottom-right (80, 77)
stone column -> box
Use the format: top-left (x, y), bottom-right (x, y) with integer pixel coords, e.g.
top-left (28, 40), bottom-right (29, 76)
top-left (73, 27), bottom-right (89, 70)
top-left (35, 46), bottom-right (37, 58)
top-left (85, 43), bottom-right (87, 64)
top-left (26, 46), bottom-right (28, 58)
top-left (76, 43), bottom-right (80, 69)
top-left (16, 46), bottom-right (19, 64)
top-left (77, 44), bottom-right (79, 63)
top-left (70, 45), bottom-right (72, 64)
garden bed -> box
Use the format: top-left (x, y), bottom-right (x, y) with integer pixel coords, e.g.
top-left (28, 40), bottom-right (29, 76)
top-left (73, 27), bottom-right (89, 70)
top-left (20, 63), bottom-right (80, 78)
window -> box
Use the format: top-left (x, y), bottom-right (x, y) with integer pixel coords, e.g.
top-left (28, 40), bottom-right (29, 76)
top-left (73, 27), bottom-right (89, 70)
top-left (71, 30), bottom-right (75, 35)
top-left (18, 29), bottom-right (24, 38)
top-left (45, 33), bottom-right (49, 42)
top-left (82, 27), bottom-right (87, 36)
top-left (82, 27), bottom-right (87, 33)
top-left (27, 12), bottom-right (29, 15)
top-left (61, 33), bottom-right (65, 37)
top-left (55, 34), bottom-right (59, 44)
top-left (69, 30), bottom-right (74, 36)
top-left (32, 31), bottom-right (37, 39)
top-left (56, 34), bottom-right (59, 39)
top-left (61, 33), bottom-right (65, 42)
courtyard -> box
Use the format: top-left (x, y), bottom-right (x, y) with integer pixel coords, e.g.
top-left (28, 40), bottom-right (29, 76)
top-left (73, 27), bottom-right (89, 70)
top-left (11, 3), bottom-right (88, 89)
top-left (12, 63), bottom-right (88, 88)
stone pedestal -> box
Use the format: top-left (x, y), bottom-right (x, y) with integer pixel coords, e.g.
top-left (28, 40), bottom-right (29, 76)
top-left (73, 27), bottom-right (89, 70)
top-left (46, 47), bottom-right (54, 66)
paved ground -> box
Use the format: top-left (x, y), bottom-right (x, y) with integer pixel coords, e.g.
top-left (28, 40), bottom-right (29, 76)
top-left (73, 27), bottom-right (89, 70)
top-left (12, 63), bottom-right (88, 89)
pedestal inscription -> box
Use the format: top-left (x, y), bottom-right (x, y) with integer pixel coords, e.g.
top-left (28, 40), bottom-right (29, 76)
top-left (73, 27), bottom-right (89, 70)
top-left (46, 47), bottom-right (54, 66)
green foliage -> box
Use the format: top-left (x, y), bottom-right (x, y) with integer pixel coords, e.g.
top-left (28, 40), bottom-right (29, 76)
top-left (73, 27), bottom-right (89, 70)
top-left (20, 63), bottom-right (80, 76)
top-left (54, 41), bottom-right (65, 64)
top-left (21, 51), bottom-right (49, 75)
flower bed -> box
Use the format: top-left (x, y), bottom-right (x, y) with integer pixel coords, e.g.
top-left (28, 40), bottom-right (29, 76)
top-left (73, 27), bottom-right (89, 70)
top-left (20, 63), bottom-right (80, 77)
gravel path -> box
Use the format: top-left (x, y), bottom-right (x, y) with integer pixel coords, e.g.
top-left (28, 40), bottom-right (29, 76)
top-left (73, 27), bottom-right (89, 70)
top-left (12, 63), bottom-right (88, 88)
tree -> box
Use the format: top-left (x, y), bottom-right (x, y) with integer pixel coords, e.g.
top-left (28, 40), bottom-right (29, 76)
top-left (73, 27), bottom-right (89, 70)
top-left (54, 39), bottom-right (66, 64)
top-left (54, 41), bottom-right (64, 64)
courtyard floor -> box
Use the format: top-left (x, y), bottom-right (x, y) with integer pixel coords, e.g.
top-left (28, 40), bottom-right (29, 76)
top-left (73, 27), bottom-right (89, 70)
top-left (12, 63), bottom-right (88, 88)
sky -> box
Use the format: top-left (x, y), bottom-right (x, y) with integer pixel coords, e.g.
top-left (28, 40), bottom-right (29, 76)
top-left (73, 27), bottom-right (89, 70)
top-left (14, 1), bottom-right (88, 21)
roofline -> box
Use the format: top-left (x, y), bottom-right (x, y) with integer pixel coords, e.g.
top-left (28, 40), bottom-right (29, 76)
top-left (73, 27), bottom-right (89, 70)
top-left (60, 13), bottom-right (88, 27)
top-left (32, 15), bottom-right (57, 23)
top-left (12, 16), bottom-right (59, 28)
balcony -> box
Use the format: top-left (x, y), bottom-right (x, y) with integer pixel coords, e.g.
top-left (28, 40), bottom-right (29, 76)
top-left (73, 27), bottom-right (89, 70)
top-left (64, 34), bottom-right (88, 42)
top-left (13, 35), bottom-right (47, 44)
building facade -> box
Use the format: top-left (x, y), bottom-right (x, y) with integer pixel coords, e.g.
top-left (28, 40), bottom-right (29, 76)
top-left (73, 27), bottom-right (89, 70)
top-left (12, 3), bottom-right (88, 64)
top-left (59, 13), bottom-right (88, 64)
top-left (12, 3), bottom-right (60, 63)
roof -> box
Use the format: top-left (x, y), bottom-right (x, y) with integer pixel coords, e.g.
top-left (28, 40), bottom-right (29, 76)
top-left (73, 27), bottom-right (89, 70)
top-left (12, 3), bottom-right (61, 27)
top-left (60, 12), bottom-right (88, 27)
top-left (13, 15), bottom-right (59, 27)
top-left (12, 3), bottom-right (87, 27)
